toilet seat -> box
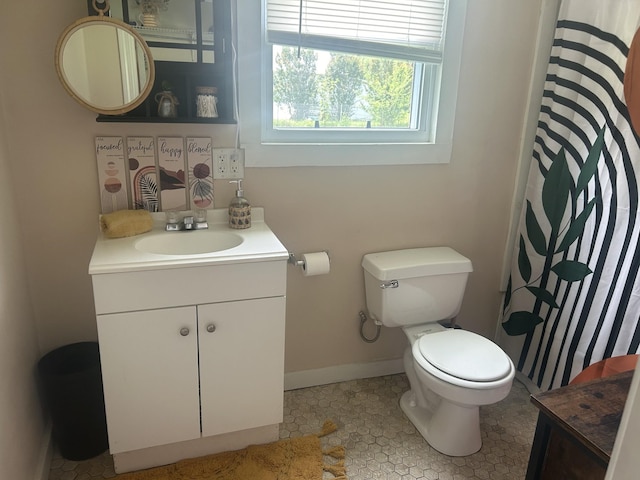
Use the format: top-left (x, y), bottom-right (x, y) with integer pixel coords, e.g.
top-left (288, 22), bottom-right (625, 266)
top-left (413, 330), bottom-right (513, 388)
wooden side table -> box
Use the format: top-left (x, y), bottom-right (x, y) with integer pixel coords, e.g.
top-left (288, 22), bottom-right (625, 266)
top-left (525, 370), bottom-right (633, 480)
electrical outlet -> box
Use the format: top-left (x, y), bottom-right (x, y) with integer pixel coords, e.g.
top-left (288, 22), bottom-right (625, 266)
top-left (213, 148), bottom-right (244, 179)
top-left (229, 148), bottom-right (245, 179)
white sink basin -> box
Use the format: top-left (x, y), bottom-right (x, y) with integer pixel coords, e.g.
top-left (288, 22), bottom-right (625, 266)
top-left (135, 231), bottom-right (244, 255)
top-left (89, 208), bottom-right (290, 274)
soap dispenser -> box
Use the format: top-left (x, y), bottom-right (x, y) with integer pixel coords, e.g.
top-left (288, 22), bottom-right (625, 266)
top-left (228, 179), bottom-right (251, 229)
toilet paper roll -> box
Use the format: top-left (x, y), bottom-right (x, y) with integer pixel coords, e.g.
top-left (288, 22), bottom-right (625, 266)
top-left (302, 252), bottom-right (330, 276)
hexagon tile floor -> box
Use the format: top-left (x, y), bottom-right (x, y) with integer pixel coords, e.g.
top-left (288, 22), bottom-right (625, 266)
top-left (48, 374), bottom-right (538, 480)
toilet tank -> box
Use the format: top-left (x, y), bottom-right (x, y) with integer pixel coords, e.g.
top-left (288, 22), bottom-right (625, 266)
top-left (362, 247), bottom-right (473, 328)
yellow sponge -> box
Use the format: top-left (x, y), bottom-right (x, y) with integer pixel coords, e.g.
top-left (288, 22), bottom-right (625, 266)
top-left (100, 209), bottom-right (153, 239)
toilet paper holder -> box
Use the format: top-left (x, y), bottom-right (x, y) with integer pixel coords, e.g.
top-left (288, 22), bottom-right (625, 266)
top-left (288, 253), bottom-right (305, 267)
top-left (287, 251), bottom-right (330, 267)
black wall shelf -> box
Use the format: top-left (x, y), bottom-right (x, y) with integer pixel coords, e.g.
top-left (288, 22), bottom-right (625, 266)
top-left (89, 0), bottom-right (235, 124)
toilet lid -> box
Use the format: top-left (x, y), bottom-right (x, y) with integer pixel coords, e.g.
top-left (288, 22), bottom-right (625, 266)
top-left (417, 330), bottom-right (512, 382)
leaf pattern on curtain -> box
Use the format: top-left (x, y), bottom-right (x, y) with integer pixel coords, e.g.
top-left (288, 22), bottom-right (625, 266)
top-left (498, 0), bottom-right (640, 390)
top-left (502, 130), bottom-right (602, 350)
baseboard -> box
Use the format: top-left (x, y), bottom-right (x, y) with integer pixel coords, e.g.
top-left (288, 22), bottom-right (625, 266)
top-left (284, 358), bottom-right (405, 391)
top-left (34, 421), bottom-right (53, 480)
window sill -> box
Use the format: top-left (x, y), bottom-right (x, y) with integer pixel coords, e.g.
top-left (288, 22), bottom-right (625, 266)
top-left (242, 141), bottom-right (453, 167)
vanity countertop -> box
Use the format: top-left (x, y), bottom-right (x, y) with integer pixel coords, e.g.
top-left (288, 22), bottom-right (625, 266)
top-left (89, 208), bottom-right (288, 275)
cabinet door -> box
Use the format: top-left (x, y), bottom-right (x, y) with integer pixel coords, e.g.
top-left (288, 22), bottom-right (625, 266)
top-left (198, 297), bottom-right (286, 437)
top-left (97, 306), bottom-right (200, 453)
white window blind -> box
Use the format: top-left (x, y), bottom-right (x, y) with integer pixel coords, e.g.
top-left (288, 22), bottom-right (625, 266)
top-left (266, 0), bottom-right (448, 63)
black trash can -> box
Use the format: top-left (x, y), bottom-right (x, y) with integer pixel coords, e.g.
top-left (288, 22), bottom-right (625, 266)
top-left (38, 342), bottom-right (109, 460)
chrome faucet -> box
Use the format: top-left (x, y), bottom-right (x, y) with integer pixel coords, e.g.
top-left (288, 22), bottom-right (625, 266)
top-left (165, 212), bottom-right (208, 231)
top-left (183, 216), bottom-right (195, 230)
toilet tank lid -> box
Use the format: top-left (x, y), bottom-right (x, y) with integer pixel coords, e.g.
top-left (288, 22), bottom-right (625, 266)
top-left (362, 247), bottom-right (473, 280)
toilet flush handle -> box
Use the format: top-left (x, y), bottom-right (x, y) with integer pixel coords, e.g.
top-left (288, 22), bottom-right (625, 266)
top-left (380, 280), bottom-right (399, 289)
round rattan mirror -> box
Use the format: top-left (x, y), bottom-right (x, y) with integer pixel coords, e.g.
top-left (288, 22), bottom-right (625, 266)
top-left (55, 0), bottom-right (155, 115)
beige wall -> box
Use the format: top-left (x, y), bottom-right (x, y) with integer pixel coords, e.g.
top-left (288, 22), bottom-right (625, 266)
top-left (0, 56), bottom-right (46, 480)
top-left (1, 1), bottom-right (542, 378)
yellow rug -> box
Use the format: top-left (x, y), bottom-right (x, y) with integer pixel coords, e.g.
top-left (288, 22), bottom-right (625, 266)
top-left (116, 420), bottom-right (347, 480)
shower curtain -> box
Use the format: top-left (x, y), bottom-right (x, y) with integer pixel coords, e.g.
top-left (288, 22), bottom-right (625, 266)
top-left (499, 0), bottom-right (640, 390)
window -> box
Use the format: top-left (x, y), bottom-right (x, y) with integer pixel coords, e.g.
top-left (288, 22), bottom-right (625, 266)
top-left (236, 0), bottom-right (467, 166)
top-left (264, 0), bottom-right (455, 143)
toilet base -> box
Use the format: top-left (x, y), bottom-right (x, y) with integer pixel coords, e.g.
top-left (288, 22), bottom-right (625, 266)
top-left (399, 390), bottom-right (482, 456)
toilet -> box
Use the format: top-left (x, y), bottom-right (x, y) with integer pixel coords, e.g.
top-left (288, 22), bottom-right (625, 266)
top-left (362, 247), bottom-right (515, 457)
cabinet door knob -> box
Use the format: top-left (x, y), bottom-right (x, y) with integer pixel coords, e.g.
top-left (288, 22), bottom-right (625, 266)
top-left (180, 327), bottom-right (190, 336)
top-left (206, 324), bottom-right (216, 333)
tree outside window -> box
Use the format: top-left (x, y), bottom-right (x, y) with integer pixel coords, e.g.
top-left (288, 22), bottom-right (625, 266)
top-left (273, 47), bottom-right (417, 129)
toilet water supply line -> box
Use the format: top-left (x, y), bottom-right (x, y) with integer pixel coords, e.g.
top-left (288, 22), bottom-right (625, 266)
top-left (359, 311), bottom-right (381, 343)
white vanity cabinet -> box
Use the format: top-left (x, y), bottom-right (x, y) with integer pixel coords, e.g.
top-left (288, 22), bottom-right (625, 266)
top-left (97, 295), bottom-right (285, 454)
top-left (89, 210), bottom-right (289, 472)
top-left (91, 255), bottom-right (287, 470)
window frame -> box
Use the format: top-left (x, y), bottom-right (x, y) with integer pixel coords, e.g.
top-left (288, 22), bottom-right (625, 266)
top-left (236, 0), bottom-right (468, 167)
